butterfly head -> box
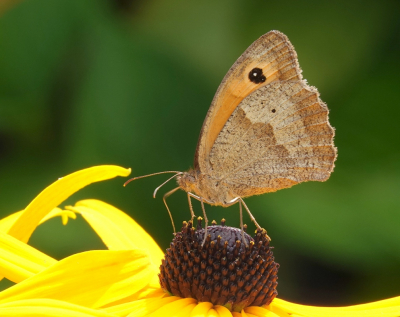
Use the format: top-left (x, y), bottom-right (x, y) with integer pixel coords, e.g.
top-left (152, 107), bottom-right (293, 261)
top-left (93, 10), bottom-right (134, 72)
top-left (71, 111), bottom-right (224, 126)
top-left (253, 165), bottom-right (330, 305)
top-left (177, 170), bottom-right (237, 206)
top-left (176, 169), bottom-right (199, 193)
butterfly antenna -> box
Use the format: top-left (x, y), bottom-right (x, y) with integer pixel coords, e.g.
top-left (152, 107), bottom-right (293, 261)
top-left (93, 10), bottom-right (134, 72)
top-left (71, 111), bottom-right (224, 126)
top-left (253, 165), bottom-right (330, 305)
top-left (153, 172), bottom-right (183, 198)
top-left (123, 171), bottom-right (182, 187)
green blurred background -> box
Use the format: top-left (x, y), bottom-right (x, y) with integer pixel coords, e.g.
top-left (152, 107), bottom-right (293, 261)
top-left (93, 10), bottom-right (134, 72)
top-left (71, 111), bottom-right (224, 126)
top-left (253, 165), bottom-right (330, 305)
top-left (1, 0), bottom-right (399, 306)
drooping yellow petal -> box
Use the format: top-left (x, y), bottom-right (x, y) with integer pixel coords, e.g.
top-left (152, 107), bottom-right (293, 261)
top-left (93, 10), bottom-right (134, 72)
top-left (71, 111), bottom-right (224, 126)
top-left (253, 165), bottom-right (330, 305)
top-left (214, 305), bottom-right (233, 317)
top-left (0, 250), bottom-right (153, 309)
top-left (65, 199), bottom-right (163, 268)
top-left (0, 230), bottom-right (56, 283)
top-left (272, 297), bottom-right (400, 317)
top-left (207, 308), bottom-right (219, 317)
top-left (243, 309), bottom-right (263, 317)
top-left (148, 298), bottom-right (197, 317)
top-left (190, 302), bottom-right (213, 317)
top-left (0, 298), bottom-right (118, 317)
top-left (7, 165), bottom-right (131, 244)
top-left (180, 304), bottom-right (198, 317)
top-left (0, 208), bottom-right (76, 233)
top-left (241, 310), bottom-right (257, 317)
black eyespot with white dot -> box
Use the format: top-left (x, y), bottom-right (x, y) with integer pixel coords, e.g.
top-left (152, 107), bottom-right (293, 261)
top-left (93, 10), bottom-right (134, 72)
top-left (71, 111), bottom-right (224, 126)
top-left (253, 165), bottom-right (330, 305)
top-left (248, 68), bottom-right (266, 84)
top-left (271, 109), bottom-right (276, 113)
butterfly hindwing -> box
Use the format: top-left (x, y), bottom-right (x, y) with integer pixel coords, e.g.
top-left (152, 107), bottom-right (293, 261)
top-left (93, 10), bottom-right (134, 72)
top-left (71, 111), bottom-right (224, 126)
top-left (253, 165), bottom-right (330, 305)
top-left (209, 80), bottom-right (336, 196)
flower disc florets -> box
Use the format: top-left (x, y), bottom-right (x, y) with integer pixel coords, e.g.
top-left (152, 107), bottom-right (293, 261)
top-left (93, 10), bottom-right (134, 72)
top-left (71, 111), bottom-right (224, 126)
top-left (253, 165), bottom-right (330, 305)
top-left (158, 218), bottom-right (279, 312)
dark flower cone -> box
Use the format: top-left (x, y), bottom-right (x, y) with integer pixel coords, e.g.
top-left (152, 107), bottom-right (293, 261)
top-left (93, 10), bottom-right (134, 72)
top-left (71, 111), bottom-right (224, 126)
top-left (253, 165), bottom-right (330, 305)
top-left (159, 218), bottom-right (279, 312)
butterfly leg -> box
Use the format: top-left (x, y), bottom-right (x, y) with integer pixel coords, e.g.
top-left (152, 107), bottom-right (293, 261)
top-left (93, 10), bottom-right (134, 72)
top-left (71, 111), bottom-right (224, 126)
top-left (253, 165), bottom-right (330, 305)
top-left (239, 201), bottom-right (248, 248)
top-left (239, 197), bottom-right (262, 231)
top-left (187, 192), bottom-right (212, 246)
top-left (187, 192), bottom-right (213, 205)
top-left (187, 193), bottom-right (196, 224)
top-left (200, 197), bottom-right (209, 247)
top-left (226, 197), bottom-right (248, 247)
top-left (163, 187), bottom-right (180, 233)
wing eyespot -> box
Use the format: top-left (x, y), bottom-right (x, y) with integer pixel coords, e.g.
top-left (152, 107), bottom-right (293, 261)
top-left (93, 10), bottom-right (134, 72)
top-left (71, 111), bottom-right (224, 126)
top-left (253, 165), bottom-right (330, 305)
top-left (249, 67), bottom-right (266, 84)
top-left (271, 109), bottom-right (276, 113)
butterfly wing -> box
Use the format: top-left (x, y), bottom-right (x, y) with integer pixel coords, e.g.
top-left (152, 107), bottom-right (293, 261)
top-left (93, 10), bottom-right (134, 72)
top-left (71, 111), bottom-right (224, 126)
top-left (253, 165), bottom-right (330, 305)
top-left (210, 80), bottom-right (336, 196)
top-left (195, 30), bottom-right (303, 173)
top-left (194, 31), bottom-right (336, 195)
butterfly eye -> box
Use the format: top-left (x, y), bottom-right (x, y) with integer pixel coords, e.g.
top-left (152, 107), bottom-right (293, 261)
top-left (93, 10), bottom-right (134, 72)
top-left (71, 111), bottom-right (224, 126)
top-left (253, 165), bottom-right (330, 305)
top-left (248, 67), bottom-right (266, 84)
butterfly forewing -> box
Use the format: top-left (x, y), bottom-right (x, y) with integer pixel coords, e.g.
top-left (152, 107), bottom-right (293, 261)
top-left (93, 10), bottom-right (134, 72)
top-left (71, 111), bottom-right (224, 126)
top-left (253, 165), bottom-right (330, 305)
top-left (195, 31), bottom-right (303, 173)
top-left (194, 30), bottom-right (336, 197)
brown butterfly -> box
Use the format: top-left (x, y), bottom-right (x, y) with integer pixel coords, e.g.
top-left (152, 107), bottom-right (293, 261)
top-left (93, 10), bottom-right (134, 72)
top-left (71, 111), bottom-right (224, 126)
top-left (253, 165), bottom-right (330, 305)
top-left (125, 30), bottom-right (337, 242)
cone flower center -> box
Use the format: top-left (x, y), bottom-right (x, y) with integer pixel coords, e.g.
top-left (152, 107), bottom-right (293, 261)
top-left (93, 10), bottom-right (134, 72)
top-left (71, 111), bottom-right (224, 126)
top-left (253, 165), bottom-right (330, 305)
top-left (158, 218), bottom-right (279, 312)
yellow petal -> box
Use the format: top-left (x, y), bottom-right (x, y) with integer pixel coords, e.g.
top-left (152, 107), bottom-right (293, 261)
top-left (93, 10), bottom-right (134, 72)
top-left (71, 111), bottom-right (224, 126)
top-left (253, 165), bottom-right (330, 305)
top-left (272, 297), bottom-right (400, 317)
top-left (244, 306), bottom-right (280, 317)
top-left (0, 298), bottom-right (118, 317)
top-left (190, 302), bottom-right (213, 317)
top-left (66, 199), bottom-right (163, 268)
top-left (135, 287), bottom-right (165, 300)
top-left (214, 305), bottom-right (233, 317)
top-left (149, 298), bottom-right (197, 317)
top-left (181, 304), bottom-right (198, 317)
top-left (263, 304), bottom-right (290, 317)
top-left (0, 250), bottom-right (153, 309)
top-left (207, 308), bottom-right (219, 317)
top-left (0, 230), bottom-right (56, 283)
top-left (174, 303), bottom-right (197, 317)
top-left (0, 208), bottom-right (76, 233)
top-left (241, 310), bottom-right (257, 317)
top-left (123, 296), bottom-right (180, 317)
top-left (0, 211), bottom-right (22, 233)
top-left (103, 286), bottom-right (165, 309)
top-left (105, 296), bottom-right (178, 317)
top-left (147, 301), bottom-right (196, 317)
top-left (7, 165), bottom-right (131, 243)
top-left (232, 312), bottom-right (241, 317)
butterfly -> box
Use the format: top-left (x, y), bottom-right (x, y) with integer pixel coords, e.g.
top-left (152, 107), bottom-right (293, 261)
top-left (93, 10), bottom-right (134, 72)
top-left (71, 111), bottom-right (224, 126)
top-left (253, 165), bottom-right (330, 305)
top-left (125, 30), bottom-right (337, 242)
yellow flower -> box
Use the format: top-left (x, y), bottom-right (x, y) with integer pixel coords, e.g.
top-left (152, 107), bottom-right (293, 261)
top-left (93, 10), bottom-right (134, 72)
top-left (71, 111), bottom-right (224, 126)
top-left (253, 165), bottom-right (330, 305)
top-left (0, 165), bottom-right (399, 316)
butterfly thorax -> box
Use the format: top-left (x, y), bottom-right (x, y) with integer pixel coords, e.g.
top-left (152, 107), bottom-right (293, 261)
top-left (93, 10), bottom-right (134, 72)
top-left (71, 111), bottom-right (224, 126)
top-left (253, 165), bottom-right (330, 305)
top-left (177, 169), bottom-right (237, 206)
